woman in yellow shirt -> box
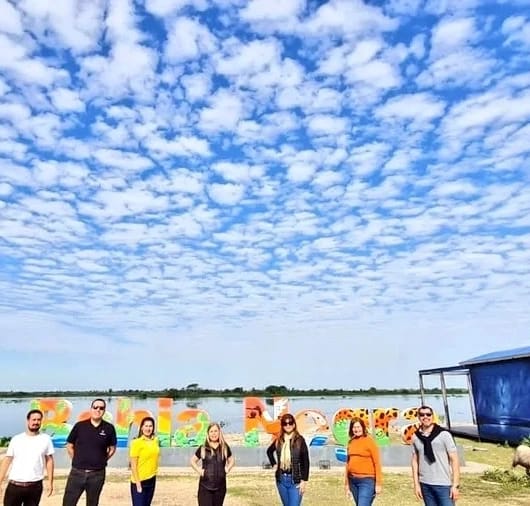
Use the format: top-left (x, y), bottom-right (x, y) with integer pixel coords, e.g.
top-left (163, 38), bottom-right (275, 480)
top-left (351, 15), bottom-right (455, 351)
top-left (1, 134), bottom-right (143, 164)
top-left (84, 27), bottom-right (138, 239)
top-left (130, 416), bottom-right (160, 506)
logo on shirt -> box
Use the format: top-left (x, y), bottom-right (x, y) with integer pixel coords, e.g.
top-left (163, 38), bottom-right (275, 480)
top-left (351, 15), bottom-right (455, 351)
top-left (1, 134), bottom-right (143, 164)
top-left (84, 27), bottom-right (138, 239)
top-left (99, 430), bottom-right (106, 436)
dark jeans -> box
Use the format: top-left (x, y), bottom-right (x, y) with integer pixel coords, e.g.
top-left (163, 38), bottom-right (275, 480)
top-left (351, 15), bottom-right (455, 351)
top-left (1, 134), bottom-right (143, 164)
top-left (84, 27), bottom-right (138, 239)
top-left (197, 483), bottom-right (226, 506)
top-left (3, 481), bottom-right (43, 506)
top-left (62, 468), bottom-right (106, 506)
top-left (276, 473), bottom-right (303, 506)
top-left (348, 476), bottom-right (376, 506)
top-left (130, 476), bottom-right (156, 506)
top-left (420, 483), bottom-right (454, 506)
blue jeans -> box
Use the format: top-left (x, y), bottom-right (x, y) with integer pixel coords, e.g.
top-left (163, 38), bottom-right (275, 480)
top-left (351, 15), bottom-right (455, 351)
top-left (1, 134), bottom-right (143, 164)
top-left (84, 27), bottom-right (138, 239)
top-left (348, 476), bottom-right (375, 506)
top-left (130, 476), bottom-right (156, 506)
top-left (420, 483), bottom-right (454, 506)
top-left (276, 473), bottom-right (303, 506)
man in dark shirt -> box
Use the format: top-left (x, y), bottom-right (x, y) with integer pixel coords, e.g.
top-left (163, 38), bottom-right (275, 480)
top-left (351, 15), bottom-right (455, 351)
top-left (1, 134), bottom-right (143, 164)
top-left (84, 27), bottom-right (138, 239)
top-left (62, 399), bottom-right (117, 506)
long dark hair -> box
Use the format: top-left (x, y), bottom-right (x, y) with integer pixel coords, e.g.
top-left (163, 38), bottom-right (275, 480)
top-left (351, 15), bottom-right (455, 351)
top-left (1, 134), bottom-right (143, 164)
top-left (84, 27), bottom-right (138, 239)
top-left (276, 413), bottom-right (301, 448)
top-left (137, 416), bottom-right (156, 438)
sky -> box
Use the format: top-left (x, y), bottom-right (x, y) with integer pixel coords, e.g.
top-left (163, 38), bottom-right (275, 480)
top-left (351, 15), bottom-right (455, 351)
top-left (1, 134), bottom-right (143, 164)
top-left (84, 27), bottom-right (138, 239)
top-left (0, 0), bottom-right (530, 392)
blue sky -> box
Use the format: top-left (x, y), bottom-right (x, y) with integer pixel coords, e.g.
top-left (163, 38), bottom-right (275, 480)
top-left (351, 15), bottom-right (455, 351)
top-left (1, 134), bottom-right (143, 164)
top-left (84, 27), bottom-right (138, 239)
top-left (1, 0), bottom-right (529, 391)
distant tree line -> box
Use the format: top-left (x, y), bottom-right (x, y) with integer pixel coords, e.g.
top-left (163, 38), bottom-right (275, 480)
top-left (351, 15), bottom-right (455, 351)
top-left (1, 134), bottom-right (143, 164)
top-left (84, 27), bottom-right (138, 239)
top-left (0, 385), bottom-right (468, 400)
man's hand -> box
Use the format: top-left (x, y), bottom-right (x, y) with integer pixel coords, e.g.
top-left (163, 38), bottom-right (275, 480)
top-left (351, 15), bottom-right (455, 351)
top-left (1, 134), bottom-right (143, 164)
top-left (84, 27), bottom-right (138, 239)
top-left (375, 484), bottom-right (382, 495)
top-left (345, 484), bottom-right (352, 500)
top-left (414, 484), bottom-right (423, 500)
top-left (450, 485), bottom-right (460, 500)
top-left (135, 482), bottom-right (142, 494)
top-left (46, 482), bottom-right (54, 497)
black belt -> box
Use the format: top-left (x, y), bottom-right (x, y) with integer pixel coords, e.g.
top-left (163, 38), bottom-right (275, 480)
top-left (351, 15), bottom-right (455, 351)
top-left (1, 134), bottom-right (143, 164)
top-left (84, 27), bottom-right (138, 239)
top-left (9, 480), bottom-right (42, 488)
top-left (280, 469), bottom-right (292, 474)
top-left (73, 468), bottom-right (104, 473)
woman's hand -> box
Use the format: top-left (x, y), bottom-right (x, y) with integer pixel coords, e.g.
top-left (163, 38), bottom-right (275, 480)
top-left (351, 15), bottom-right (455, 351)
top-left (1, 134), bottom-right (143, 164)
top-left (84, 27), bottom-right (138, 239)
top-left (135, 482), bottom-right (142, 493)
top-left (375, 484), bottom-right (382, 495)
top-left (297, 480), bottom-right (306, 495)
top-left (345, 484), bottom-right (352, 499)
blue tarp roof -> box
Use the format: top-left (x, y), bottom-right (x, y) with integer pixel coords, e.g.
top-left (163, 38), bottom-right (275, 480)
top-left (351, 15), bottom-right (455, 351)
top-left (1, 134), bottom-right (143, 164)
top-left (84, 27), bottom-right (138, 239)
top-left (460, 345), bottom-right (530, 366)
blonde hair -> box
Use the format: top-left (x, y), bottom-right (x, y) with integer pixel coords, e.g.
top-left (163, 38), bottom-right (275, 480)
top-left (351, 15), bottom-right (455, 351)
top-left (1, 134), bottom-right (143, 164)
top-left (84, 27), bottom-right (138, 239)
top-left (200, 423), bottom-right (229, 461)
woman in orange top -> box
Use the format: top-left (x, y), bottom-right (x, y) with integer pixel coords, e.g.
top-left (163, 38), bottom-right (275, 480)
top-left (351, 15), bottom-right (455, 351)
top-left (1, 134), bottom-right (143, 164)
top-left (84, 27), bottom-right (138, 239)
top-left (344, 417), bottom-right (382, 506)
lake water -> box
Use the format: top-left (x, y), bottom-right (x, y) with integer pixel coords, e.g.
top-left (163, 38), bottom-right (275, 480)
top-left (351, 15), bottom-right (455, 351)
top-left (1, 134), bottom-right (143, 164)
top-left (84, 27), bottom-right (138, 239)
top-left (0, 394), bottom-right (473, 437)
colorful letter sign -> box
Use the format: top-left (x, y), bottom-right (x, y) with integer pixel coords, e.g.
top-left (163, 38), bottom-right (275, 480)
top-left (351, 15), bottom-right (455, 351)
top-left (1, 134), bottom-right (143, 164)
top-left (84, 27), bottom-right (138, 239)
top-left (29, 397), bottom-right (435, 450)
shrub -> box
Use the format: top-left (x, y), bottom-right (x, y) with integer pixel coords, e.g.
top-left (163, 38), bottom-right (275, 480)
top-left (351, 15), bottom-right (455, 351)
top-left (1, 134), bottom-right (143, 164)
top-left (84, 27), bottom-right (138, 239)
top-left (520, 435), bottom-right (530, 447)
top-left (481, 468), bottom-right (530, 487)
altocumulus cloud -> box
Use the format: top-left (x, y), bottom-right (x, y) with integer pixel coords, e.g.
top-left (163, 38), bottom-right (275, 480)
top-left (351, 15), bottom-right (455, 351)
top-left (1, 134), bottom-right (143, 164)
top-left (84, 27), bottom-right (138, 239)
top-left (0, 0), bottom-right (529, 391)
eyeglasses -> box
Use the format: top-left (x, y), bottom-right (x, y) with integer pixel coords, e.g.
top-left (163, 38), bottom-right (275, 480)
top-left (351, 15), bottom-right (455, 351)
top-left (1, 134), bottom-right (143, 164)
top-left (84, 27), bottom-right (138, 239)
top-left (92, 406), bottom-right (105, 411)
top-left (282, 420), bottom-right (295, 427)
top-left (418, 412), bottom-right (433, 418)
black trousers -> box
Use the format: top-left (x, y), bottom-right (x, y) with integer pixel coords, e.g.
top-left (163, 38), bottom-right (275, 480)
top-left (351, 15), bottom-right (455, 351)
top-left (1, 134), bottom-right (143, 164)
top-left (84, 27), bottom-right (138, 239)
top-left (197, 483), bottom-right (226, 506)
top-left (3, 481), bottom-right (43, 506)
top-left (62, 468), bottom-right (105, 506)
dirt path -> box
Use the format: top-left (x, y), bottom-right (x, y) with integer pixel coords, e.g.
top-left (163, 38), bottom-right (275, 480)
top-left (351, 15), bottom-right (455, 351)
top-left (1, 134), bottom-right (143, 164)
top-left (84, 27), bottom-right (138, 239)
top-left (30, 463), bottom-right (494, 506)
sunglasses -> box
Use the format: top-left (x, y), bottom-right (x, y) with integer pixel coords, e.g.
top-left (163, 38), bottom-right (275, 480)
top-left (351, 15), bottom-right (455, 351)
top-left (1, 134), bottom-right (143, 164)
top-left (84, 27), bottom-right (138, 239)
top-left (418, 412), bottom-right (433, 417)
top-left (282, 420), bottom-right (295, 426)
top-left (92, 406), bottom-right (105, 411)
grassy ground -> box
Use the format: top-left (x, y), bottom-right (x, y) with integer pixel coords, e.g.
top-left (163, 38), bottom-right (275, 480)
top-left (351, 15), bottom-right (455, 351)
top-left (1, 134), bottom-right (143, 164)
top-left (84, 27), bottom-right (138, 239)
top-left (227, 473), bottom-right (530, 506)
top-left (456, 437), bottom-right (514, 465)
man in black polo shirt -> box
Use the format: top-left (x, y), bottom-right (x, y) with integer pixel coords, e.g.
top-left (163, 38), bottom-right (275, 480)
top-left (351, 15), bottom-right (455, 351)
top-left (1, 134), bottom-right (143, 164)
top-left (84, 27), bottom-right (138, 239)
top-left (62, 398), bottom-right (117, 506)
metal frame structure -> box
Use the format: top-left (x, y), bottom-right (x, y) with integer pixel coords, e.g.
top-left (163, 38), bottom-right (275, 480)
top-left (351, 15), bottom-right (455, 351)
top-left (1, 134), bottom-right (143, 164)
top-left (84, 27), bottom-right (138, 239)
top-left (418, 365), bottom-right (477, 430)
top-left (419, 347), bottom-right (530, 442)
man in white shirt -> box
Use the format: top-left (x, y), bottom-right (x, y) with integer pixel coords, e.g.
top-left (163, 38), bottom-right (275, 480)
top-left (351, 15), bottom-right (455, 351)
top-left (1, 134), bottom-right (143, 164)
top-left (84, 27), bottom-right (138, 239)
top-left (0, 409), bottom-right (54, 506)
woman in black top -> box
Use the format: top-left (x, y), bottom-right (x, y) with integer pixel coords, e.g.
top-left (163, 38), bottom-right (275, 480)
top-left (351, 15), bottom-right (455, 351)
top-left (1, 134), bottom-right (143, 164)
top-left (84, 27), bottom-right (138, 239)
top-left (190, 423), bottom-right (235, 506)
top-left (267, 413), bottom-right (310, 506)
